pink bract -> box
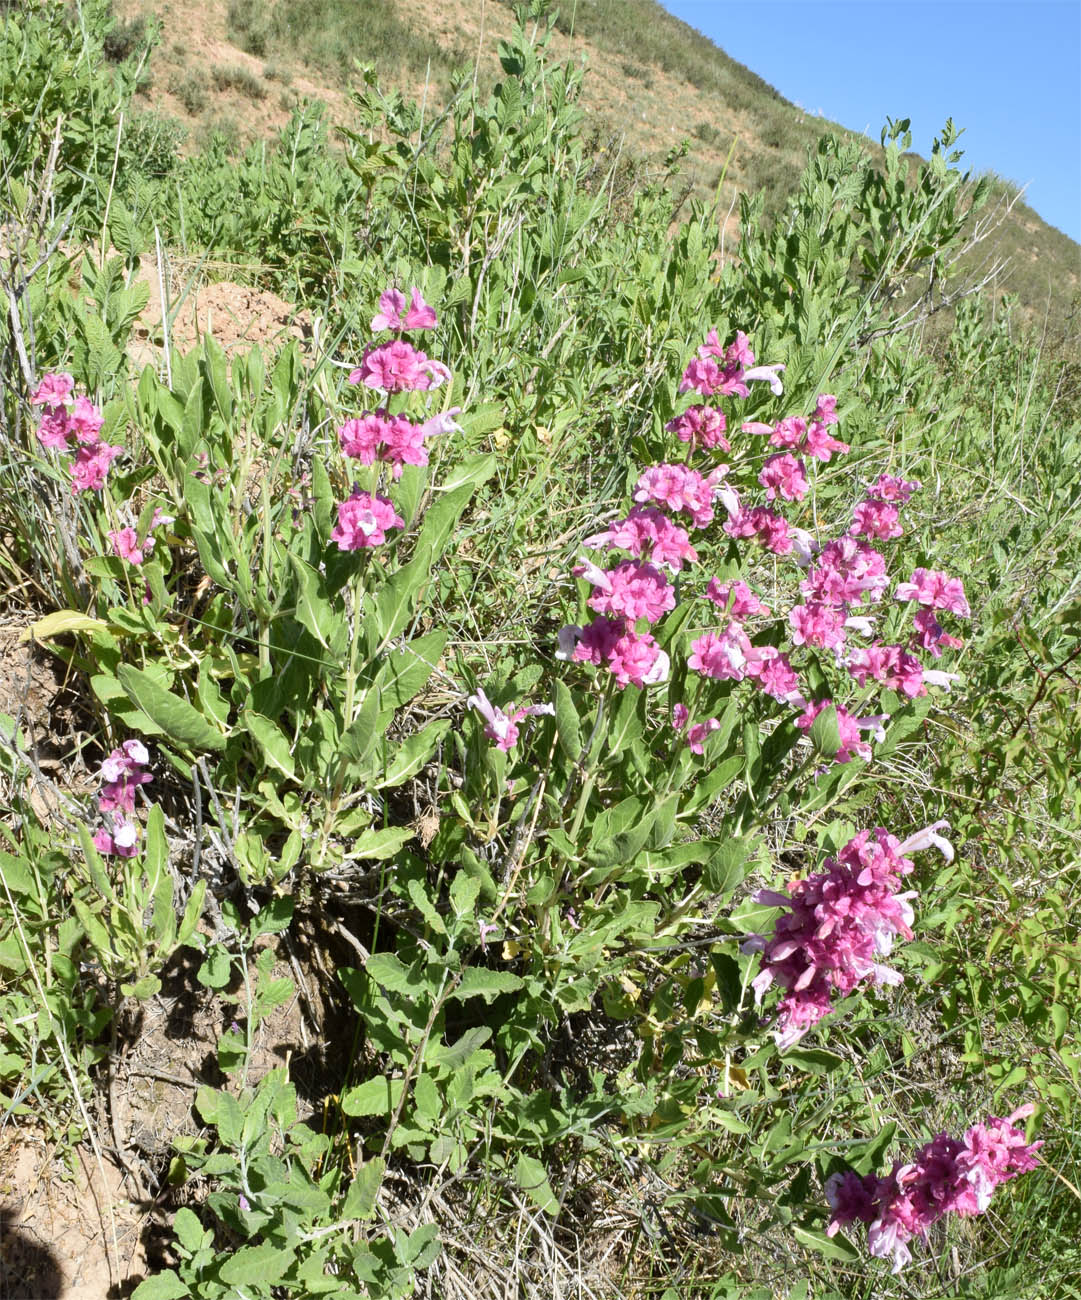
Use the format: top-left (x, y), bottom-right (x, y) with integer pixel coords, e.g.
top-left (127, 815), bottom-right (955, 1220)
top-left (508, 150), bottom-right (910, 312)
top-left (665, 403), bottom-right (729, 451)
top-left (30, 372), bottom-right (74, 406)
top-left (349, 340), bottom-right (448, 392)
top-left (331, 490), bottom-right (404, 550)
top-left (759, 452), bottom-right (808, 502)
top-left (705, 578), bottom-right (770, 621)
top-left (70, 442), bottom-right (121, 493)
top-left (894, 568), bottom-right (970, 617)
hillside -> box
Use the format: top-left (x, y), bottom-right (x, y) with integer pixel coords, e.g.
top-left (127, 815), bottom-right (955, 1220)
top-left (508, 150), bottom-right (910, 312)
top-left (117, 0), bottom-right (1078, 332)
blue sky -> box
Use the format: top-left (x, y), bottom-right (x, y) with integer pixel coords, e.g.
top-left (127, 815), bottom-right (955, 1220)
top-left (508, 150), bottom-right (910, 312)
top-left (660, 0), bottom-right (1081, 242)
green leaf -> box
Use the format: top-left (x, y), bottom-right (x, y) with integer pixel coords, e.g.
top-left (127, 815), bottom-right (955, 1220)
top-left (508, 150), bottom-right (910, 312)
top-left (21, 610), bottom-right (108, 643)
top-left (219, 1243), bottom-right (294, 1286)
top-left (552, 678), bottom-right (581, 762)
top-left (287, 552), bottom-right (338, 651)
top-left (515, 1153), bottom-right (559, 1215)
top-left (172, 1206), bottom-right (208, 1254)
top-left (342, 1157), bottom-right (385, 1219)
top-left (365, 952), bottom-right (417, 994)
top-left (449, 969), bottom-right (523, 1003)
top-left (117, 665), bottom-right (225, 753)
top-left (791, 1224), bottom-right (859, 1263)
top-left (243, 710), bottom-right (296, 780)
top-left (131, 1270), bottom-right (189, 1300)
top-left (378, 719), bottom-right (451, 788)
top-left (808, 705), bottom-right (841, 757)
top-left (376, 630), bottom-right (447, 710)
top-left (341, 1076), bottom-right (406, 1117)
top-left (782, 1047), bottom-right (846, 1076)
top-left (347, 826), bottom-right (413, 861)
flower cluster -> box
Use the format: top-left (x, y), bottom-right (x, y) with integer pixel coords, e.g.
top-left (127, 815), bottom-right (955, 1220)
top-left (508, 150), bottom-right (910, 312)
top-left (31, 373), bottom-right (122, 494)
top-left (467, 688), bottom-right (554, 752)
top-left (679, 329), bottom-right (785, 398)
top-left (826, 1105), bottom-right (1042, 1273)
top-left (108, 508), bottom-right (172, 567)
top-left (92, 740), bottom-right (152, 856)
top-left (745, 824), bottom-right (952, 1048)
top-left (333, 286), bottom-right (459, 552)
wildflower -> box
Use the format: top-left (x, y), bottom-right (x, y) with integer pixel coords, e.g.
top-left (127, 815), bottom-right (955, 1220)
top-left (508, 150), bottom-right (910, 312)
top-left (477, 918), bottom-right (499, 950)
top-left (867, 473), bottom-right (920, 503)
top-left (467, 687), bottom-right (554, 751)
top-left (704, 578), bottom-right (770, 621)
top-left (850, 498), bottom-right (902, 540)
top-left (688, 626), bottom-right (751, 682)
top-left (349, 341), bottom-right (448, 392)
top-left (671, 704), bottom-right (721, 753)
top-left (846, 644), bottom-right (925, 697)
top-left (633, 463), bottom-right (729, 528)
top-left (417, 407), bottom-right (462, 439)
top-left (759, 452), bottom-right (808, 502)
top-left (789, 601), bottom-right (847, 651)
top-left (745, 647), bottom-right (804, 705)
top-left (814, 394), bottom-right (839, 425)
top-left (724, 505), bottom-right (793, 555)
top-left (584, 506), bottom-right (698, 572)
top-left (607, 629), bottom-right (669, 688)
top-left (93, 817), bottom-right (138, 857)
top-left (827, 1106), bottom-right (1041, 1274)
top-left (745, 828), bottom-right (919, 1049)
top-left (801, 538), bottom-right (888, 606)
top-left (331, 489), bottom-right (404, 550)
top-left (911, 608), bottom-right (964, 657)
top-left (559, 616), bottom-right (624, 666)
top-left (370, 285), bottom-right (438, 332)
top-left (802, 419), bottom-right (850, 462)
top-left (574, 558), bottom-right (675, 624)
top-left (70, 441), bottom-right (121, 493)
top-left (894, 568), bottom-right (970, 617)
top-left (767, 416), bottom-right (806, 450)
top-left (107, 509), bottom-right (171, 567)
top-left (99, 740), bottom-right (152, 814)
top-left (36, 408), bottom-right (72, 450)
top-left (30, 372), bottom-right (74, 406)
top-left (680, 331), bottom-right (783, 397)
top-left (665, 403), bottom-right (729, 451)
top-left (69, 396), bottom-right (104, 444)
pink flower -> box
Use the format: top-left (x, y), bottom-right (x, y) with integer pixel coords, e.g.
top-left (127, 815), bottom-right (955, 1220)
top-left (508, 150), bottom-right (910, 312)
top-left (349, 341), bottom-right (448, 392)
top-left (69, 395), bottom-right (104, 444)
top-left (584, 506), bottom-right (698, 572)
top-left (679, 331), bottom-right (783, 397)
top-left (370, 287), bottom-right (407, 332)
top-left (560, 616), bottom-right (624, 666)
top-left (685, 717), bottom-right (721, 753)
top-left (99, 740), bottom-right (152, 814)
top-left (846, 644), bottom-right (926, 698)
top-left (370, 286), bottom-right (438, 331)
top-left (802, 419), bottom-right (850, 462)
top-left (109, 527), bottom-right (149, 566)
top-left (789, 602), bottom-right (847, 650)
top-left (894, 568), bottom-right (970, 617)
top-left (93, 817), bottom-right (138, 857)
top-left (814, 394), bottom-right (839, 425)
top-left (759, 452), bottom-right (808, 502)
top-left (339, 413), bottom-right (389, 464)
top-left (70, 442), bottom-right (121, 493)
top-left (467, 687), bottom-right (553, 751)
top-left (403, 287), bottom-right (437, 329)
top-left (331, 490), bottom-right (404, 550)
top-left (36, 407), bottom-right (72, 450)
top-left (745, 648), bottom-right (803, 704)
top-left (827, 1106), bottom-right (1041, 1274)
top-left (607, 629), bottom-right (669, 688)
top-left (576, 558), bottom-right (675, 624)
top-left (767, 416), bottom-right (806, 450)
top-left (665, 404), bottom-right (729, 451)
top-left (850, 498), bottom-right (902, 540)
top-left (746, 827), bottom-right (916, 1049)
top-left (30, 372), bottom-right (74, 406)
top-left (688, 626), bottom-right (751, 681)
top-left (704, 578), bottom-right (770, 620)
top-left (868, 473), bottom-right (920, 503)
top-left (724, 505), bottom-right (793, 554)
top-left (633, 463), bottom-right (728, 529)
top-left (911, 607), bottom-right (964, 658)
top-left (801, 538), bottom-right (888, 606)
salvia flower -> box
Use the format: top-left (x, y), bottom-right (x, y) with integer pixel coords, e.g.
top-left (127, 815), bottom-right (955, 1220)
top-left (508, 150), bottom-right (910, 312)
top-left (894, 568), bottom-right (970, 617)
top-left (349, 341), bottom-right (449, 392)
top-left (583, 506), bottom-right (698, 572)
top-left (574, 557), bottom-right (675, 624)
top-left (745, 827), bottom-right (935, 1049)
top-left (370, 285), bottom-right (437, 332)
top-left (850, 498), bottom-right (903, 540)
top-left (789, 601), bottom-right (847, 651)
top-left (723, 505), bottom-right (793, 555)
top-left (688, 626), bottom-right (751, 682)
top-left (331, 490), bottom-right (404, 550)
top-left (71, 441), bottom-right (122, 494)
top-left (796, 699), bottom-right (886, 764)
top-left (704, 578), bottom-right (770, 621)
top-left (99, 740), bottom-right (152, 815)
top-left (31, 372), bottom-right (75, 407)
top-left (912, 608), bottom-right (964, 658)
top-left (759, 452), bottom-right (808, 502)
top-left (468, 688), bottom-right (553, 751)
top-left (633, 463), bottom-right (730, 528)
top-left (826, 1105), bottom-right (1041, 1273)
top-left (93, 816), bottom-right (138, 858)
top-left (801, 538), bottom-right (888, 606)
top-left (867, 473), bottom-right (920, 503)
top-left (665, 403), bottom-right (729, 451)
